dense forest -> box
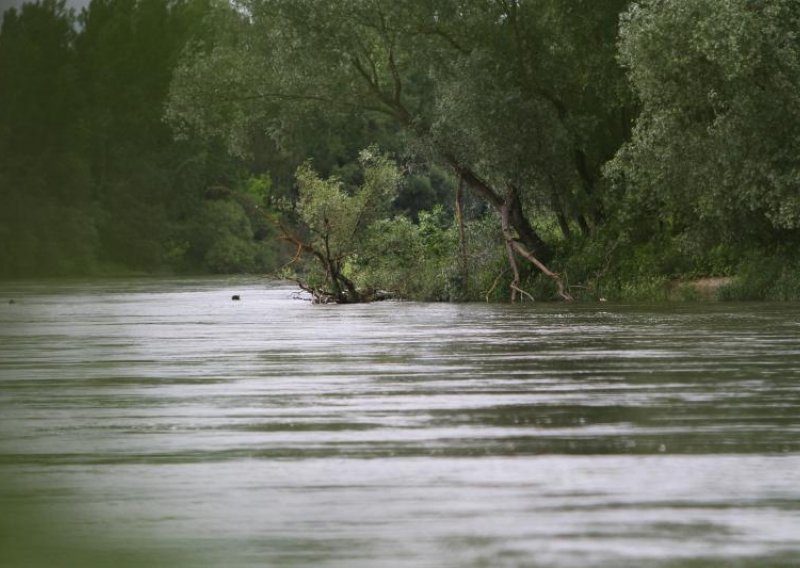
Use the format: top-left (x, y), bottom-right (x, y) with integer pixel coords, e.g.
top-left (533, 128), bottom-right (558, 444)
top-left (2, 0), bottom-right (799, 301)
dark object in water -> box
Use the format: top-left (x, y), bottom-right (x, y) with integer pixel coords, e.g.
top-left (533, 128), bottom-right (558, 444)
top-left (8, 299), bottom-right (15, 304)
top-left (231, 295), bottom-right (240, 301)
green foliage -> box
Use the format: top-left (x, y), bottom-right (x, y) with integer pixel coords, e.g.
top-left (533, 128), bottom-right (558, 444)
top-left (355, 207), bottom-right (460, 301)
top-left (352, 207), bottom-right (521, 302)
top-left (355, 216), bottom-right (430, 298)
top-left (395, 167), bottom-right (454, 221)
top-left (167, 0), bottom-right (633, 256)
top-left (285, 155), bottom-right (512, 302)
top-left (0, 1), bottom-right (94, 277)
top-left (430, 0), bottom-right (631, 230)
top-left (609, 0), bottom-right (800, 244)
top-left (282, 149), bottom-right (402, 299)
top-left (718, 256), bottom-right (800, 302)
top-left (590, 0), bottom-right (800, 301)
top-left (460, 215), bottom-right (510, 302)
top-left (187, 200), bottom-right (270, 273)
top-left (242, 174), bottom-right (272, 207)
top-left (295, 148), bottom-right (399, 261)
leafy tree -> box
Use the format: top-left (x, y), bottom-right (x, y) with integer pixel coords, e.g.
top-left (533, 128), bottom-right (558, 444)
top-left (608, 0), bottom-right (800, 250)
top-left (280, 148), bottom-right (400, 303)
top-left (428, 0), bottom-right (632, 236)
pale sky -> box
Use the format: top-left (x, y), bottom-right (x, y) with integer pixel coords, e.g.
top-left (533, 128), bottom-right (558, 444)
top-left (0, 0), bottom-right (91, 21)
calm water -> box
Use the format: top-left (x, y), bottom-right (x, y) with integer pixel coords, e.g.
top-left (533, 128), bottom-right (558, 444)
top-left (1, 277), bottom-right (799, 567)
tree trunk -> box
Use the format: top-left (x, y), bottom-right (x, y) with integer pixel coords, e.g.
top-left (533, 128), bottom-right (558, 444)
top-left (446, 155), bottom-right (553, 263)
top-left (499, 195), bottom-right (573, 302)
top-left (278, 221), bottom-right (365, 304)
top-left (507, 185), bottom-right (553, 263)
top-left (549, 182), bottom-right (572, 240)
top-left (574, 148), bottom-right (604, 227)
top-left (329, 261), bottom-right (360, 303)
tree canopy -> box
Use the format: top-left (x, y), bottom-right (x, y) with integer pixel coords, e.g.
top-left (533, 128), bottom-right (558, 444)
top-left (610, 0), bottom-right (800, 239)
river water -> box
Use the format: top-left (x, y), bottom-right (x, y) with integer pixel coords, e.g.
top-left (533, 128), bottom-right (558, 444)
top-left (1, 277), bottom-right (799, 567)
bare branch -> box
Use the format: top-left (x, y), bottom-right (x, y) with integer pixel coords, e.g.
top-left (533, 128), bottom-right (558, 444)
top-left (444, 153), bottom-right (504, 208)
top-left (510, 240), bottom-right (573, 301)
top-left (510, 283), bottom-right (535, 302)
top-left (484, 270), bottom-right (507, 302)
top-left (504, 237), bottom-right (521, 302)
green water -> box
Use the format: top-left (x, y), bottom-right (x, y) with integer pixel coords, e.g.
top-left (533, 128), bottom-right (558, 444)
top-left (1, 277), bottom-right (799, 567)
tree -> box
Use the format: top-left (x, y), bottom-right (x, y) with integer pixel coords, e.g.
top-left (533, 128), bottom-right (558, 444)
top-left (608, 0), bottom-right (800, 250)
top-left (279, 148), bottom-right (400, 303)
top-left (427, 0), bottom-right (632, 237)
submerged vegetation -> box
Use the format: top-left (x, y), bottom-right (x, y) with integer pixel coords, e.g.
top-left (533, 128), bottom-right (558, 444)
top-left (1, 0), bottom-right (799, 301)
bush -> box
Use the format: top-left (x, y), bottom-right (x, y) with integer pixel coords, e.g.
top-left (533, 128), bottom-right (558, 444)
top-left (719, 256), bottom-right (800, 301)
top-left (353, 208), bottom-right (460, 300)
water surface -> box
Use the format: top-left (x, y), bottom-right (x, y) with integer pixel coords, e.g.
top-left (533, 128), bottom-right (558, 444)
top-left (1, 277), bottom-right (799, 567)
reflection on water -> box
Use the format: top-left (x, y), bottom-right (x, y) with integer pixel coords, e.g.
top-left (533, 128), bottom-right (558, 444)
top-left (1, 277), bottom-right (799, 567)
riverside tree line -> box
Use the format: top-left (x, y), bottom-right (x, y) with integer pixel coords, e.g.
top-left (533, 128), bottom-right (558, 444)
top-left (2, 0), bottom-right (799, 301)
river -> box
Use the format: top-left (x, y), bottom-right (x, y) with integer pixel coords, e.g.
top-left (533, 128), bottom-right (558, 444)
top-left (1, 277), bottom-right (799, 567)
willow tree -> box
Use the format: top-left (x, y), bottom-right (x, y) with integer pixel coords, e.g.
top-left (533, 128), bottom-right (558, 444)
top-left (168, 0), bottom-right (632, 300)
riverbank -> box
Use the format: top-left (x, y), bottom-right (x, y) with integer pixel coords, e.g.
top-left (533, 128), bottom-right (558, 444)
top-left (3, 261), bottom-right (799, 305)
top-left (668, 277), bottom-right (735, 301)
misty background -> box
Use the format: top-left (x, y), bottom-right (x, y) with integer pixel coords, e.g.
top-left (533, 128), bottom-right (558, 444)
top-left (1, 0), bottom-right (88, 16)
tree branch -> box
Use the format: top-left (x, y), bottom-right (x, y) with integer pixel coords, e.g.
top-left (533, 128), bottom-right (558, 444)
top-left (443, 153), bottom-right (504, 208)
top-left (388, 44), bottom-right (402, 105)
top-left (499, 200), bottom-right (573, 301)
top-left (350, 55), bottom-right (412, 124)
